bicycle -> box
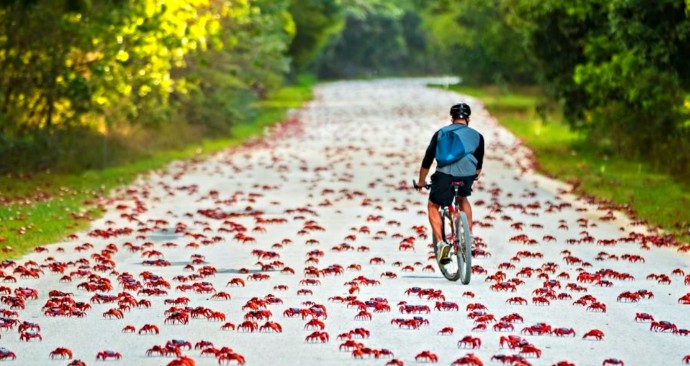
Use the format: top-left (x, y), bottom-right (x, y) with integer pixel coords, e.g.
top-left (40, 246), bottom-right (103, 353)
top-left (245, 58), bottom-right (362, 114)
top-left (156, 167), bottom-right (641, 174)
top-left (413, 179), bottom-right (473, 284)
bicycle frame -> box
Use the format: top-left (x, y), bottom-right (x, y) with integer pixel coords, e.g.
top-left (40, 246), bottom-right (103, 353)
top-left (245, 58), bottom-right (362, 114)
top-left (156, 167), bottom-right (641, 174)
top-left (414, 178), bottom-right (472, 283)
top-left (440, 186), bottom-right (462, 249)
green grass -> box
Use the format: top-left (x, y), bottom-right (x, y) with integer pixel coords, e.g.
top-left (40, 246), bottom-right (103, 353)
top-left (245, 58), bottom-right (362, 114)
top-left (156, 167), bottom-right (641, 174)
top-left (0, 80), bottom-right (315, 259)
top-left (437, 83), bottom-right (690, 242)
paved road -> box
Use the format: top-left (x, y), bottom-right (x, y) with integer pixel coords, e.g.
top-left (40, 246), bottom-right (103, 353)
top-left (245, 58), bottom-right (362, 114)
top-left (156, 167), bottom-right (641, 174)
top-left (6, 79), bottom-right (689, 365)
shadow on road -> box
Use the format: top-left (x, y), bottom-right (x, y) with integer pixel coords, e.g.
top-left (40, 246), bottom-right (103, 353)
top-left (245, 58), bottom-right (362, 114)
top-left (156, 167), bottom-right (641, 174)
top-left (216, 268), bottom-right (267, 274)
top-left (400, 275), bottom-right (440, 279)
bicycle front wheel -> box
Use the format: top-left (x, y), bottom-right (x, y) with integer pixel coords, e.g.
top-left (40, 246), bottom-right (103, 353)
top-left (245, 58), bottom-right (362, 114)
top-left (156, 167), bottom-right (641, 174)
top-left (433, 209), bottom-right (461, 282)
top-left (456, 211), bottom-right (472, 284)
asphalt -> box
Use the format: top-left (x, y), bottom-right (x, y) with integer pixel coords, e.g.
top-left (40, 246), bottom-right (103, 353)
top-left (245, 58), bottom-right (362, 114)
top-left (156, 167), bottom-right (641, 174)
top-left (3, 78), bottom-right (689, 366)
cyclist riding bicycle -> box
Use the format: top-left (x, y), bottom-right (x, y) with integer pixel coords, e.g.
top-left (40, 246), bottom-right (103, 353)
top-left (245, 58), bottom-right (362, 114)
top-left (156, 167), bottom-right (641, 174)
top-left (414, 103), bottom-right (484, 264)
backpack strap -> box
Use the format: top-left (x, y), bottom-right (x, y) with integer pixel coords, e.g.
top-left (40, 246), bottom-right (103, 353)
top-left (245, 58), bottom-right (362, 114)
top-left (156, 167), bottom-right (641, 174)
top-left (436, 124), bottom-right (466, 143)
top-left (445, 124), bottom-right (467, 133)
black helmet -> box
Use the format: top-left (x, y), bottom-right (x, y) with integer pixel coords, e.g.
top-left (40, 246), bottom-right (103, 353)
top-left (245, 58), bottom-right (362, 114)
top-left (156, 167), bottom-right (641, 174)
top-left (450, 103), bottom-right (471, 120)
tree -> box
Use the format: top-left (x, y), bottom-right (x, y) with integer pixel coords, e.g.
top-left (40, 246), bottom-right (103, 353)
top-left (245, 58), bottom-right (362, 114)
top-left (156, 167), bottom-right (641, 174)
top-left (313, 0), bottom-right (433, 78)
top-left (510, 0), bottom-right (690, 176)
top-left (422, 0), bottom-right (535, 84)
top-left (178, 0), bottom-right (295, 133)
top-left (0, 0), bottom-right (298, 172)
top-left (287, 0), bottom-right (344, 73)
top-left (506, 0), bottom-right (609, 121)
top-left (572, 0), bottom-right (690, 173)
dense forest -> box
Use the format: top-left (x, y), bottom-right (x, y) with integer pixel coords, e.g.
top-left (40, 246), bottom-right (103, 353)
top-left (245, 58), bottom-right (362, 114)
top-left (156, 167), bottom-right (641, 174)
top-left (1, 0), bottom-right (688, 178)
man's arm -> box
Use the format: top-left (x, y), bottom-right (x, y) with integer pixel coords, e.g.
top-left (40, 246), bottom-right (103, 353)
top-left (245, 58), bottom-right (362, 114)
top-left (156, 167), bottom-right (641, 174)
top-left (417, 131), bottom-right (438, 187)
top-left (417, 167), bottom-right (430, 187)
top-left (474, 134), bottom-right (485, 179)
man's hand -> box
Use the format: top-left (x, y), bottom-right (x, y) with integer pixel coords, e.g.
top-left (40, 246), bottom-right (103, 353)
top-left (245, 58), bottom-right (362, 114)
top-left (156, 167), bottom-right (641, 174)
top-left (417, 167), bottom-right (430, 191)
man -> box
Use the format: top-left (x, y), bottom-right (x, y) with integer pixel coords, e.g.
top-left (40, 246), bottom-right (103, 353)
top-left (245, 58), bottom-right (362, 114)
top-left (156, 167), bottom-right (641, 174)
top-left (414, 102), bottom-right (484, 263)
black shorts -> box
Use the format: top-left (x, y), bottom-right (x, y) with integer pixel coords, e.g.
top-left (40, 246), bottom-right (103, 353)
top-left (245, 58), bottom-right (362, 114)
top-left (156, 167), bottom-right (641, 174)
top-left (429, 171), bottom-right (474, 207)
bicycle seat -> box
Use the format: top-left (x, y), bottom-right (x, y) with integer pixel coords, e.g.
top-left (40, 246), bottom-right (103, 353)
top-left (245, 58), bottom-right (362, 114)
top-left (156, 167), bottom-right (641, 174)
top-left (450, 181), bottom-right (466, 187)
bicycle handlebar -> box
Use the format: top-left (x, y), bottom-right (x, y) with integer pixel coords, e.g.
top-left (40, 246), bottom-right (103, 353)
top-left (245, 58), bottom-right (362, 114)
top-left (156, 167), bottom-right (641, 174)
top-left (413, 175), bottom-right (479, 190)
top-left (412, 180), bottom-right (431, 190)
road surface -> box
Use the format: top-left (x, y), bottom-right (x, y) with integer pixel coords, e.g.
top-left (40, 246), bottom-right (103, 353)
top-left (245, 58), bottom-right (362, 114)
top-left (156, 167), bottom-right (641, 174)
top-left (4, 78), bottom-right (689, 366)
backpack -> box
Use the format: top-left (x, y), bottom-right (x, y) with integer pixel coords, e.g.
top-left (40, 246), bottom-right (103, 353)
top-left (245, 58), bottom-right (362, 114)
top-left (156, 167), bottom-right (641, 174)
top-left (435, 124), bottom-right (472, 167)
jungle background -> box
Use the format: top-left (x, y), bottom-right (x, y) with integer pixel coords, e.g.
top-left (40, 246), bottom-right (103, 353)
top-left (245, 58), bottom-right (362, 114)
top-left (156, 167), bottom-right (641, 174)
top-left (1, 0), bottom-right (689, 251)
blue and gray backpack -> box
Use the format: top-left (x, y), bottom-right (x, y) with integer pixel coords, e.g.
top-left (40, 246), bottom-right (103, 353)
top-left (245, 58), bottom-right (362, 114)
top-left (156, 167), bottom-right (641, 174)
top-left (435, 124), bottom-right (476, 167)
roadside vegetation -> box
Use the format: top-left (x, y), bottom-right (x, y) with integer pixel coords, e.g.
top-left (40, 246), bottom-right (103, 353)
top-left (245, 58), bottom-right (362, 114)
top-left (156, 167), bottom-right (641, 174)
top-left (1, 0), bottom-right (688, 256)
top-left (0, 0), bottom-right (431, 258)
top-left (440, 84), bottom-right (690, 242)
top-left (0, 79), bottom-right (313, 259)
top-left (420, 0), bottom-right (690, 182)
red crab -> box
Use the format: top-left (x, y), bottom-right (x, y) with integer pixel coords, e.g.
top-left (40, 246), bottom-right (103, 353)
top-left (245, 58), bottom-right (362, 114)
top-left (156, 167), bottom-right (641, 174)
top-left (415, 351), bottom-right (438, 363)
top-left (602, 359), bottom-right (624, 366)
top-left (221, 322), bottom-right (236, 331)
top-left (551, 327), bottom-right (575, 337)
top-left (354, 310), bottom-right (372, 320)
top-left (96, 351), bottom-right (121, 361)
top-left (434, 301), bottom-right (459, 311)
top-left (457, 335), bottom-right (481, 349)
top-left (583, 329), bottom-right (604, 340)
top-left (587, 302), bottom-right (607, 312)
top-left (505, 297), bottom-right (528, 305)
top-left (634, 313), bottom-right (654, 322)
top-left (437, 327), bottom-right (454, 335)
top-left (451, 353), bottom-right (482, 366)
top-left (0, 348), bottom-right (16, 361)
top-left (210, 292), bottom-right (231, 301)
top-left (500, 313), bottom-right (524, 324)
top-left (521, 323), bottom-right (551, 335)
top-left (304, 319), bottom-right (325, 330)
top-left (238, 320), bottom-right (258, 333)
top-left (616, 291), bottom-right (640, 303)
top-left (520, 344), bottom-right (542, 358)
top-left (305, 331), bottom-right (329, 343)
top-left (19, 330), bottom-right (42, 342)
top-left (493, 322), bottom-right (514, 332)
top-left (165, 339), bottom-right (192, 350)
top-left (260, 321), bottom-right (283, 333)
top-left (499, 335), bottom-right (528, 349)
top-left (650, 321), bottom-right (678, 333)
top-left (227, 278), bottom-right (245, 287)
top-left (49, 347), bottom-right (73, 359)
top-left (139, 324), bottom-right (159, 335)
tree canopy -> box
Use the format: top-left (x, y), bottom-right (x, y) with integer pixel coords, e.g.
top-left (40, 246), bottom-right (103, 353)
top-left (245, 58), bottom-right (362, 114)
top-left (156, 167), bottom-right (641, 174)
top-left (0, 0), bottom-right (688, 177)
top-left (0, 0), bottom-right (295, 170)
top-left (508, 0), bottom-right (690, 176)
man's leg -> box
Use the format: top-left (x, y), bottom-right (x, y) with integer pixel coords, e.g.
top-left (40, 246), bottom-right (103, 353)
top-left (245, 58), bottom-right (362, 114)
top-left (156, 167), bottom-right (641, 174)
top-left (427, 200), bottom-right (442, 242)
top-left (429, 200), bottom-right (451, 263)
top-left (458, 196), bottom-right (473, 234)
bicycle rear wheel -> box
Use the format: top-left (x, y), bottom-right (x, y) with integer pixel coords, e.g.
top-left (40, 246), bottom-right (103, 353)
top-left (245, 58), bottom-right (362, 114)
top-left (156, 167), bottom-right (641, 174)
top-left (433, 209), bottom-right (461, 282)
top-left (457, 211), bottom-right (472, 284)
